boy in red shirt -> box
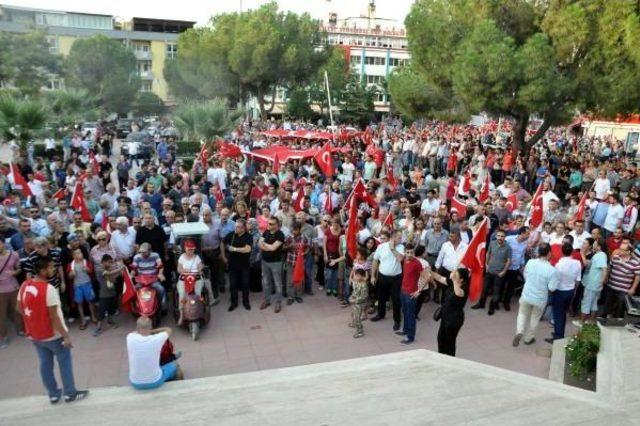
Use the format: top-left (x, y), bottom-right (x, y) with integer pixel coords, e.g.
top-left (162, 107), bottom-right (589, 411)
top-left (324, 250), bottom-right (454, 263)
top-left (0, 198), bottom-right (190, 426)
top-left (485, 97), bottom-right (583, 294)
top-left (397, 244), bottom-right (424, 344)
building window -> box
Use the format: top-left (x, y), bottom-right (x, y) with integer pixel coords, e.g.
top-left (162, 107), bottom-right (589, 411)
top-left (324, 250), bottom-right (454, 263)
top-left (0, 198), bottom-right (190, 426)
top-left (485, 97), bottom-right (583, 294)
top-left (47, 78), bottom-right (64, 90)
top-left (350, 55), bottom-right (361, 65)
top-left (46, 36), bottom-right (59, 54)
top-left (365, 75), bottom-right (384, 85)
top-left (375, 92), bottom-right (386, 103)
top-left (166, 43), bottom-right (177, 59)
top-left (364, 56), bottom-right (386, 66)
top-left (140, 81), bottom-right (152, 92)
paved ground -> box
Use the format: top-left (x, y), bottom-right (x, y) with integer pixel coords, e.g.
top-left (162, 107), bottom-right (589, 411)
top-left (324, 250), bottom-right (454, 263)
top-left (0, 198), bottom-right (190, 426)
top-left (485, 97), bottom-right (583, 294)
top-left (0, 289), bottom-right (573, 400)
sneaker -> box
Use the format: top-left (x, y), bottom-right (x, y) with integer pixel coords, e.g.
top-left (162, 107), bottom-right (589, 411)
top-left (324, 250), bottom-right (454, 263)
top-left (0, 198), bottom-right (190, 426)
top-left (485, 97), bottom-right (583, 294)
top-left (572, 319), bottom-right (583, 328)
top-left (49, 395), bottom-right (61, 405)
top-left (393, 322), bottom-right (401, 331)
top-left (544, 337), bottom-right (555, 344)
top-left (295, 297), bottom-right (303, 304)
top-left (318, 286), bottom-right (324, 291)
top-left (353, 332), bottom-right (364, 339)
top-left (400, 338), bottom-right (414, 345)
top-left (286, 298), bottom-right (294, 306)
top-left (512, 333), bottom-right (522, 347)
top-left (523, 338), bottom-right (536, 345)
top-left (260, 301), bottom-right (270, 310)
top-left (64, 390), bottom-right (89, 403)
top-left (92, 327), bottom-right (103, 337)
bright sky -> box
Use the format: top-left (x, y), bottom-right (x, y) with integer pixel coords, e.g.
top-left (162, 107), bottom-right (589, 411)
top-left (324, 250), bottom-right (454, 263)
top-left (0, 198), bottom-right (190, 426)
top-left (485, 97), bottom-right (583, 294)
top-left (2, 0), bottom-right (413, 27)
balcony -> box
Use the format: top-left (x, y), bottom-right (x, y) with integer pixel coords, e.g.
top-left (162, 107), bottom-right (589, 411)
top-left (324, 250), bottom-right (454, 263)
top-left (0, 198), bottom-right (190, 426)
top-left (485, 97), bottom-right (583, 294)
top-left (138, 70), bottom-right (154, 80)
top-left (134, 50), bottom-right (152, 60)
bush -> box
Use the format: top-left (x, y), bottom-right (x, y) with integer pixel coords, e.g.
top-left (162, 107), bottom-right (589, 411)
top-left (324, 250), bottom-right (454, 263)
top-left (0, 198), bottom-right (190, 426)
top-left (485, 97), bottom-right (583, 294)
top-left (565, 324), bottom-right (600, 378)
top-left (176, 141), bottom-right (201, 156)
top-left (33, 144), bottom-right (63, 157)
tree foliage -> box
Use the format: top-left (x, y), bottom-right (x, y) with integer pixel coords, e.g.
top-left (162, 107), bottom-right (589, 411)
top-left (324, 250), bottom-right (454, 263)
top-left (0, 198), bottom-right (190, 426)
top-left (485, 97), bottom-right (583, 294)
top-left (286, 88), bottom-right (314, 120)
top-left (65, 35), bottom-right (140, 114)
top-left (308, 47), bottom-right (351, 115)
top-left (44, 88), bottom-right (101, 128)
top-left (173, 98), bottom-right (240, 142)
top-left (166, 2), bottom-right (327, 118)
top-left (0, 31), bottom-right (60, 96)
top-left (134, 92), bottom-right (166, 117)
top-left (0, 94), bottom-right (48, 151)
top-left (339, 73), bottom-right (376, 127)
top-left (402, 0), bottom-right (640, 152)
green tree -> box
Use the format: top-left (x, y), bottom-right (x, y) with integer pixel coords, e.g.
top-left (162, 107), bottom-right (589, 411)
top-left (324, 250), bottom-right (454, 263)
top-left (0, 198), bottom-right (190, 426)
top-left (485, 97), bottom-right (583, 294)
top-left (286, 88), bottom-right (313, 120)
top-left (403, 0), bottom-right (640, 153)
top-left (134, 92), bottom-right (166, 117)
top-left (0, 31), bottom-right (60, 96)
top-left (65, 35), bottom-right (140, 114)
top-left (309, 47), bottom-right (351, 116)
top-left (44, 88), bottom-right (101, 129)
top-left (0, 94), bottom-right (48, 152)
top-left (168, 2), bottom-right (327, 118)
top-left (173, 98), bottom-right (239, 142)
top-left (339, 73), bottom-right (376, 127)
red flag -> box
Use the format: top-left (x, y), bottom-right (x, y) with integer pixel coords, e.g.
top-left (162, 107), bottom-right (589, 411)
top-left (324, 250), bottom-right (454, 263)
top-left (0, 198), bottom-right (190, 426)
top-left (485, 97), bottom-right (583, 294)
top-left (9, 163), bottom-right (32, 197)
top-left (218, 140), bottom-right (242, 158)
top-left (505, 193), bottom-right (517, 212)
top-left (199, 144), bottom-right (209, 169)
top-left (313, 144), bottom-right (333, 176)
top-left (346, 196), bottom-right (360, 260)
top-left (101, 210), bottom-right (109, 230)
top-left (52, 188), bottom-right (66, 200)
top-left (89, 151), bottom-right (99, 175)
top-left (121, 267), bottom-right (136, 312)
top-left (575, 189), bottom-right (590, 221)
top-left (462, 171), bottom-right (471, 193)
top-left (273, 152), bottom-right (280, 175)
top-left (70, 182), bottom-right (91, 221)
top-left (345, 179), bottom-right (377, 211)
top-left (293, 186), bottom-right (305, 212)
top-left (382, 212), bottom-right (394, 231)
top-left (450, 196), bottom-right (468, 216)
top-left (460, 217), bottom-right (489, 302)
top-left (529, 183), bottom-right (544, 229)
top-left (291, 244), bottom-right (305, 289)
top-left (386, 164), bottom-right (397, 191)
top-left (478, 174), bottom-right (490, 203)
top-left (324, 191), bottom-right (333, 214)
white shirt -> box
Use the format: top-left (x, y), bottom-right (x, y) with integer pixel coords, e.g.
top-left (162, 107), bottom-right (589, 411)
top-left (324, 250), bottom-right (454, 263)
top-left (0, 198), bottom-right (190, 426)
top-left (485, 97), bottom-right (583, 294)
top-left (45, 138), bottom-right (56, 150)
top-left (110, 228), bottom-right (137, 259)
top-left (435, 241), bottom-right (468, 272)
top-left (373, 242), bottom-right (405, 276)
top-left (594, 178), bottom-right (610, 200)
top-left (569, 230), bottom-right (591, 250)
top-left (542, 190), bottom-right (560, 212)
top-left (127, 331), bottom-right (168, 384)
top-left (603, 203), bottom-right (624, 232)
top-left (554, 257), bottom-right (582, 291)
top-left (622, 205), bottom-right (638, 234)
top-left (420, 198), bottom-right (441, 216)
top-left (208, 167), bottom-right (227, 190)
top-left (178, 254), bottom-right (203, 273)
top-left (341, 162), bottom-right (355, 182)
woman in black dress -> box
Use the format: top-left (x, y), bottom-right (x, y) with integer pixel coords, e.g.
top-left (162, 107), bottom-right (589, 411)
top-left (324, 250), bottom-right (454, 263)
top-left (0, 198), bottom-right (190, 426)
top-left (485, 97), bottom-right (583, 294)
top-left (431, 267), bottom-right (470, 357)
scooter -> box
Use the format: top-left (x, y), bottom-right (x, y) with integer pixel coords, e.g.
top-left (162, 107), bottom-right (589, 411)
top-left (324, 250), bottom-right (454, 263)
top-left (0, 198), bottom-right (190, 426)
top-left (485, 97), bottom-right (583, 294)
top-left (173, 273), bottom-right (210, 341)
top-left (132, 274), bottom-right (163, 327)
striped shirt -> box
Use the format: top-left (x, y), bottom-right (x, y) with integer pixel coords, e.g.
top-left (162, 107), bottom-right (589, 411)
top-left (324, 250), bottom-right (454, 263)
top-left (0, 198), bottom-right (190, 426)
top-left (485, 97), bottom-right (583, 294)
top-left (607, 255), bottom-right (640, 292)
top-left (25, 248), bottom-right (63, 288)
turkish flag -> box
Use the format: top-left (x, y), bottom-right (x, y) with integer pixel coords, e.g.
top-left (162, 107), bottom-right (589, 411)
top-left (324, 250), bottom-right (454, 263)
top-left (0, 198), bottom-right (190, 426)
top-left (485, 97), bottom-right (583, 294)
top-left (9, 163), bottom-right (32, 197)
top-left (199, 144), bottom-right (209, 169)
top-left (529, 183), bottom-right (544, 229)
top-left (387, 164), bottom-right (397, 192)
top-left (293, 186), bottom-right (305, 212)
top-left (89, 151), bottom-right (99, 175)
top-left (505, 193), bottom-right (518, 212)
top-left (52, 188), bottom-right (66, 200)
top-left (70, 182), bottom-right (91, 221)
top-left (273, 152), bottom-right (280, 175)
top-left (345, 179), bottom-right (377, 211)
top-left (382, 212), bottom-right (394, 231)
top-left (291, 244), bottom-right (305, 290)
top-left (462, 171), bottom-right (472, 193)
top-left (346, 196), bottom-right (360, 260)
top-left (575, 189), bottom-right (590, 221)
top-left (450, 196), bottom-right (468, 216)
top-left (121, 267), bottom-right (136, 312)
top-left (478, 173), bottom-right (490, 203)
top-left (460, 217), bottom-right (488, 302)
top-left (218, 140), bottom-right (242, 158)
top-left (324, 191), bottom-right (333, 214)
top-left (313, 144), bottom-right (333, 176)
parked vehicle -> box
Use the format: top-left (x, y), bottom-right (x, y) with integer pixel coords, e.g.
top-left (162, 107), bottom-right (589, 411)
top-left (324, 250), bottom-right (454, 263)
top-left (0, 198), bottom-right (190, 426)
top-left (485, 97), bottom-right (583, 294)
top-left (116, 119), bottom-right (133, 138)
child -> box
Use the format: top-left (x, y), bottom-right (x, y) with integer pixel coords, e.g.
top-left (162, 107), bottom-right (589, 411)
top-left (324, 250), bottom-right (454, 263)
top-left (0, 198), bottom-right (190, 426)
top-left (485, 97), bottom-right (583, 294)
top-left (344, 248), bottom-right (370, 311)
top-left (93, 254), bottom-right (123, 337)
top-left (67, 248), bottom-right (97, 330)
top-left (349, 268), bottom-right (368, 338)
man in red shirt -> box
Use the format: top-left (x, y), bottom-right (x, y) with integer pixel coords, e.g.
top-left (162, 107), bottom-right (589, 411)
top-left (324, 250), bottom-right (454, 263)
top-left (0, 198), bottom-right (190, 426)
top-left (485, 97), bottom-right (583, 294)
top-left (397, 244), bottom-right (424, 345)
top-left (18, 258), bottom-right (89, 404)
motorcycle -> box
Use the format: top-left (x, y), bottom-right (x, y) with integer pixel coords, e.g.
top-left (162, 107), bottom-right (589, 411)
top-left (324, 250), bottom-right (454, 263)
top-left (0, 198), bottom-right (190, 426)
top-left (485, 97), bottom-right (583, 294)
top-left (173, 272), bottom-right (210, 341)
top-left (132, 274), bottom-right (163, 327)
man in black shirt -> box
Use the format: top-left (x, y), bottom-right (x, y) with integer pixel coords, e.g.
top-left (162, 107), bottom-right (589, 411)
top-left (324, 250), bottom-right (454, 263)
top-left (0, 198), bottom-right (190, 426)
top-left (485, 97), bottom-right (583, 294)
top-left (135, 213), bottom-right (168, 262)
top-left (221, 219), bottom-right (253, 311)
top-left (258, 217), bottom-right (285, 313)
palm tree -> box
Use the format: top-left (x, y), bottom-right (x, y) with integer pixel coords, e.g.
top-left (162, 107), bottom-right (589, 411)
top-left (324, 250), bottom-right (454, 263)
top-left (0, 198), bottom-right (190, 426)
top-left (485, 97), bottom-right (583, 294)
top-left (0, 94), bottom-right (47, 154)
top-left (45, 88), bottom-right (101, 128)
top-left (174, 98), bottom-right (240, 143)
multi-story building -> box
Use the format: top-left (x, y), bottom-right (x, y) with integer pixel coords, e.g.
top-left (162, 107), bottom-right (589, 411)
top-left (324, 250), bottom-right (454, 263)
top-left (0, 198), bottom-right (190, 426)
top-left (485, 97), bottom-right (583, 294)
top-left (0, 4), bottom-right (194, 104)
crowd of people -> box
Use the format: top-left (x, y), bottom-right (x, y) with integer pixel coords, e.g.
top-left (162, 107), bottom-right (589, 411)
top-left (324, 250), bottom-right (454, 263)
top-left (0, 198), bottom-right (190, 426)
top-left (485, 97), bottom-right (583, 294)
top-left (1, 116), bottom-right (638, 400)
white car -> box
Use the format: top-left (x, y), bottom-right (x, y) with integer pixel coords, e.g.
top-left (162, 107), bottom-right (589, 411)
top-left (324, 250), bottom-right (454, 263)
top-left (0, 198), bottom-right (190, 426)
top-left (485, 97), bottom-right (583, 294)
top-left (81, 122), bottom-right (99, 138)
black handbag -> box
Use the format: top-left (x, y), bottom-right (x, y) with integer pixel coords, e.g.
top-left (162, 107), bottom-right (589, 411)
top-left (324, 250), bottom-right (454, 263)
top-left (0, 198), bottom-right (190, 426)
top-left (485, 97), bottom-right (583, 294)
top-left (433, 306), bottom-right (442, 322)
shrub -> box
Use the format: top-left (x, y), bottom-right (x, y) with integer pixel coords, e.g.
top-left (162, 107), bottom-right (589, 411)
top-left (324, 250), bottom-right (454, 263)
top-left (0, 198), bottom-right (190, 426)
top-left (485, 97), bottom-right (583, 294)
top-left (565, 323), bottom-right (600, 378)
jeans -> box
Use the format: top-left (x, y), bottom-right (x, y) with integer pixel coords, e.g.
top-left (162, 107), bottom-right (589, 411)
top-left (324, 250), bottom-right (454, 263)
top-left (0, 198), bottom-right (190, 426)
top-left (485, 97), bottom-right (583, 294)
top-left (262, 261), bottom-right (283, 304)
top-left (516, 299), bottom-right (544, 343)
top-left (401, 292), bottom-right (417, 341)
top-left (480, 272), bottom-right (506, 307)
top-left (304, 255), bottom-right (314, 293)
top-left (285, 263), bottom-right (302, 299)
top-left (551, 289), bottom-right (574, 339)
top-left (324, 266), bottom-right (339, 293)
top-left (376, 273), bottom-right (402, 325)
top-left (229, 268), bottom-right (250, 307)
top-left (33, 338), bottom-right (77, 398)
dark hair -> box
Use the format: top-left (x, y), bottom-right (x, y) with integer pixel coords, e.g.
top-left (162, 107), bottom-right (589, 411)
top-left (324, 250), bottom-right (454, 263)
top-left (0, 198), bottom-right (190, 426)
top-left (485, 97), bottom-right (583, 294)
top-left (33, 257), bottom-right (51, 274)
top-left (518, 226), bottom-right (529, 235)
top-left (414, 245), bottom-right (425, 257)
top-left (538, 243), bottom-right (551, 257)
top-left (101, 254), bottom-right (113, 263)
top-left (561, 242), bottom-right (573, 256)
top-left (405, 243), bottom-right (416, 252)
top-left (353, 268), bottom-right (366, 277)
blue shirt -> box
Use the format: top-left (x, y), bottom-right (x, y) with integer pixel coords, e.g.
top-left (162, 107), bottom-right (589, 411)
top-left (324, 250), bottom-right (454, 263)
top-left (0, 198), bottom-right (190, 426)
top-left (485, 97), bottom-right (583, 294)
top-left (591, 202), bottom-right (609, 227)
top-left (506, 236), bottom-right (528, 271)
top-left (217, 218), bottom-right (236, 239)
top-left (522, 258), bottom-right (558, 307)
top-left (583, 251), bottom-right (607, 291)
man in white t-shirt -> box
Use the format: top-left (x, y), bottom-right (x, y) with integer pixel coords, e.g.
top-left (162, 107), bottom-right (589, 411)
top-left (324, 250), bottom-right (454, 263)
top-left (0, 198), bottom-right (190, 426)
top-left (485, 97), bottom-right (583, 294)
top-left (127, 317), bottom-right (183, 389)
top-left (603, 193), bottom-right (625, 238)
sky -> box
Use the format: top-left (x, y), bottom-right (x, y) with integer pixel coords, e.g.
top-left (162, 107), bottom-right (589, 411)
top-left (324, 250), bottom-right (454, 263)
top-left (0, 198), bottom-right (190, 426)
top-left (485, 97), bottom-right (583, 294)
top-left (2, 0), bottom-right (413, 27)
